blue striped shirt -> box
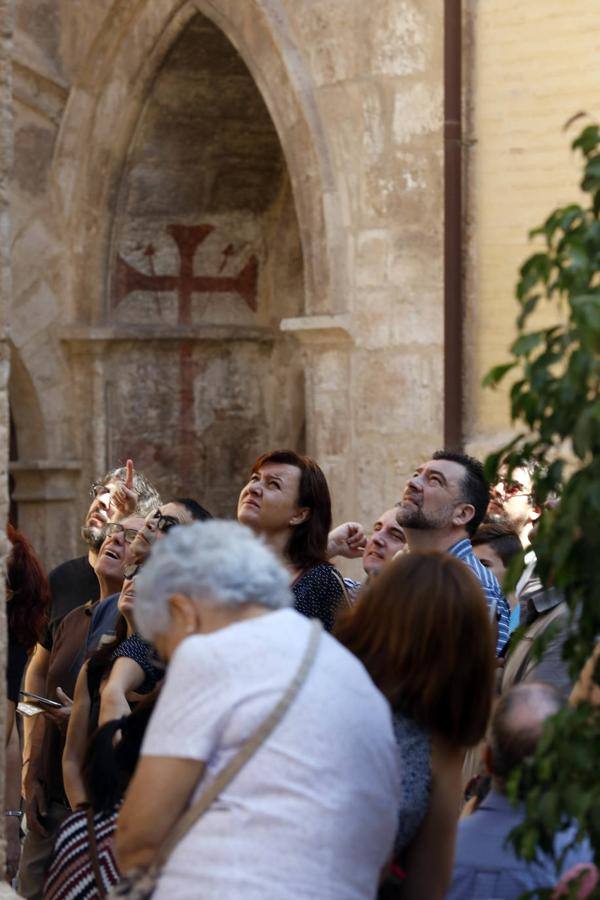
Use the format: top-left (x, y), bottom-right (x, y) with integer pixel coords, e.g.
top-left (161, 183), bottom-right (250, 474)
top-left (448, 538), bottom-right (510, 655)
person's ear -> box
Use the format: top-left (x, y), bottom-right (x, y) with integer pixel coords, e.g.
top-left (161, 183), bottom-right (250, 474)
top-left (168, 592), bottom-right (200, 634)
top-left (289, 507), bottom-right (310, 527)
top-left (453, 502), bottom-right (475, 529)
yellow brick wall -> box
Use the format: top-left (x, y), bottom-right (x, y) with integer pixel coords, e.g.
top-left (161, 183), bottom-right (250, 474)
top-left (467, 0), bottom-right (600, 449)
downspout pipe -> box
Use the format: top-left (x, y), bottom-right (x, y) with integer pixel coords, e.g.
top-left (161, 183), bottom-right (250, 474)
top-left (443, 0), bottom-right (463, 451)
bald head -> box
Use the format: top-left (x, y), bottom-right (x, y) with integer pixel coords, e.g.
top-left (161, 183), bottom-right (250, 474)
top-left (488, 682), bottom-right (562, 786)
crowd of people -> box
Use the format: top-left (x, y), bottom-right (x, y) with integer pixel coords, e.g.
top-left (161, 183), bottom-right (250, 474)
top-left (4, 448), bottom-right (597, 899)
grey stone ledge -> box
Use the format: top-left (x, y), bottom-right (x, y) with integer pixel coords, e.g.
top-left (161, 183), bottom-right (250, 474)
top-left (279, 314), bottom-right (353, 344)
top-left (60, 325), bottom-right (276, 345)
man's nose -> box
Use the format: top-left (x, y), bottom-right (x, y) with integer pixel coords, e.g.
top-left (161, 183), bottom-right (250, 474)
top-left (98, 492), bottom-right (112, 510)
top-left (372, 532), bottom-right (385, 547)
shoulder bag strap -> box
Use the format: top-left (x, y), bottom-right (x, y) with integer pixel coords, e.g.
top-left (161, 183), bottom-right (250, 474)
top-left (330, 567), bottom-right (353, 608)
top-left (85, 807), bottom-right (107, 899)
top-left (151, 618), bottom-right (322, 872)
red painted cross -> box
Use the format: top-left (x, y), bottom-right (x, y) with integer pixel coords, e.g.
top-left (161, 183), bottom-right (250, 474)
top-left (113, 224), bottom-right (259, 481)
top-left (114, 223), bottom-right (258, 320)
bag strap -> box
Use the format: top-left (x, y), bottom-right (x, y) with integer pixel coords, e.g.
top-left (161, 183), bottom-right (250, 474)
top-left (85, 807), bottom-right (107, 899)
top-left (330, 567), bottom-right (353, 608)
top-left (151, 618), bottom-right (322, 871)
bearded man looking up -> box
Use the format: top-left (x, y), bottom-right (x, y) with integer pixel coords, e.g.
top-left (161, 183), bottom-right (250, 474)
top-left (396, 450), bottom-right (510, 655)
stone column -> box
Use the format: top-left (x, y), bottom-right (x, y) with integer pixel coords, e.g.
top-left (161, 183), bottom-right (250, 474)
top-left (0, 0), bottom-right (15, 892)
top-left (280, 314), bottom-right (357, 568)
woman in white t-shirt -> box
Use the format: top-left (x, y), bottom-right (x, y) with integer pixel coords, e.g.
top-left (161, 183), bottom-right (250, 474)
top-left (115, 520), bottom-right (400, 900)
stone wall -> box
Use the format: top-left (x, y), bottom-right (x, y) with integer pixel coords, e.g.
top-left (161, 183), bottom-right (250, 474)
top-left (1, 0), bottom-right (13, 886)
top-left (8, 0), bottom-right (445, 573)
top-left (465, 0), bottom-right (600, 456)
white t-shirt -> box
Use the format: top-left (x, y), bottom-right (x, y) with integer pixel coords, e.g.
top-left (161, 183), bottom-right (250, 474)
top-left (142, 608), bottom-right (400, 900)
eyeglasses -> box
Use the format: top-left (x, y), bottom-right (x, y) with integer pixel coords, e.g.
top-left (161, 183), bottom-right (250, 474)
top-left (495, 480), bottom-right (531, 500)
top-left (104, 523), bottom-right (140, 544)
top-left (123, 563), bottom-right (141, 580)
top-left (89, 482), bottom-right (111, 500)
top-left (148, 509), bottom-right (180, 534)
top-left (157, 514), bottom-right (179, 533)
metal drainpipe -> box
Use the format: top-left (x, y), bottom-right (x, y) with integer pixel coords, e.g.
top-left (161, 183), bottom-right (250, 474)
top-left (443, 0), bottom-right (463, 451)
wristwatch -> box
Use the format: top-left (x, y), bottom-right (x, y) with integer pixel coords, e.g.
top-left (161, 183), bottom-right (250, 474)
top-left (4, 810), bottom-right (23, 819)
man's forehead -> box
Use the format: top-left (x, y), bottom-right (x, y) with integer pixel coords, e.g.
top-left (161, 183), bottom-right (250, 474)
top-left (160, 501), bottom-right (191, 523)
top-left (122, 515), bottom-right (145, 529)
top-left (419, 459), bottom-right (465, 484)
top-left (375, 508), bottom-right (402, 528)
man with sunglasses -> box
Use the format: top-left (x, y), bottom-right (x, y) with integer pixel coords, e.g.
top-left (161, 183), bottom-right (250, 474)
top-left (84, 500), bottom-right (213, 659)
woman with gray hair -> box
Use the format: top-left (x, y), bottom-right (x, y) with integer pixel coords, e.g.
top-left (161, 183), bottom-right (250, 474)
top-left (115, 520), bottom-right (400, 900)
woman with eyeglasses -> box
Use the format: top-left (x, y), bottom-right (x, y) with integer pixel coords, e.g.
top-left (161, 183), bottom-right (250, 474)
top-left (62, 568), bottom-right (161, 810)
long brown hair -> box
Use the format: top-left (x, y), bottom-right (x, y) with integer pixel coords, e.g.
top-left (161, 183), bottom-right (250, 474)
top-left (335, 551), bottom-right (495, 747)
top-left (6, 523), bottom-right (50, 652)
top-left (250, 450), bottom-right (332, 569)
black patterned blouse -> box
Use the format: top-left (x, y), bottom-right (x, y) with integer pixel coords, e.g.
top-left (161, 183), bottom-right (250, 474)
top-left (291, 563), bottom-right (345, 632)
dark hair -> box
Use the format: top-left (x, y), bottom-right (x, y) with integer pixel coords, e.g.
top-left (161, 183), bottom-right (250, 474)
top-left (432, 450), bottom-right (490, 537)
top-left (472, 521), bottom-right (522, 567)
top-left (335, 552), bottom-right (495, 747)
top-left (250, 450), bottom-right (332, 569)
top-left (6, 523), bottom-right (50, 651)
top-left (81, 689), bottom-right (158, 811)
top-left (489, 682), bottom-right (562, 781)
top-left (172, 498), bottom-right (213, 521)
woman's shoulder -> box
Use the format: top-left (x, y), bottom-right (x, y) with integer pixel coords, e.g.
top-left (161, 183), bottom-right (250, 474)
top-left (294, 562), bottom-right (341, 590)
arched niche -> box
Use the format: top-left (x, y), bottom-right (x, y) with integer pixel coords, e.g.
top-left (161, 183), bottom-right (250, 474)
top-left (76, 11), bottom-right (309, 513)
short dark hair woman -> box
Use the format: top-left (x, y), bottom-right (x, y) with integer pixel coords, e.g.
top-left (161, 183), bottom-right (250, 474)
top-left (237, 449), bottom-right (346, 630)
top-left (335, 551), bottom-right (496, 899)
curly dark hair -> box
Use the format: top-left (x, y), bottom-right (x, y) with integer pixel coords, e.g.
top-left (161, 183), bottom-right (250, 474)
top-left (6, 523), bottom-right (50, 652)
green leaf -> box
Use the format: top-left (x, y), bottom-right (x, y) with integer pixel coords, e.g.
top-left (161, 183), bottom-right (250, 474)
top-left (572, 124), bottom-right (600, 157)
top-left (482, 361), bottom-right (517, 388)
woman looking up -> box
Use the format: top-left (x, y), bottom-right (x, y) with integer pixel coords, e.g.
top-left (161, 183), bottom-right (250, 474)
top-left (237, 449), bottom-right (345, 630)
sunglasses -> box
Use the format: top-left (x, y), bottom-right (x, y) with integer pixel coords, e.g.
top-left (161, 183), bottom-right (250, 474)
top-left (149, 509), bottom-right (181, 534)
top-left (104, 523), bottom-right (140, 544)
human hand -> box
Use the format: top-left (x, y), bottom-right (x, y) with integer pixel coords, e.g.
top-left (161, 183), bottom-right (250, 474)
top-left (327, 522), bottom-right (366, 559)
top-left (43, 687), bottom-right (73, 730)
top-left (4, 816), bottom-right (21, 882)
top-left (110, 459), bottom-right (137, 519)
top-left (22, 779), bottom-right (48, 837)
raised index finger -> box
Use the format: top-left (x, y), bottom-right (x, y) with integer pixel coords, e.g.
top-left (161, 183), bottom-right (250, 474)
top-left (125, 458), bottom-right (134, 490)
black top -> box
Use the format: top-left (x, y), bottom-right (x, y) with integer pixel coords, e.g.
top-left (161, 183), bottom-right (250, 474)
top-left (292, 563), bottom-right (344, 632)
top-left (41, 555), bottom-right (100, 652)
top-left (6, 631), bottom-right (28, 704)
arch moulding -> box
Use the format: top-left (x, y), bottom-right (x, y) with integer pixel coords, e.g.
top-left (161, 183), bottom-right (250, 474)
top-left (53, 0), bottom-right (348, 328)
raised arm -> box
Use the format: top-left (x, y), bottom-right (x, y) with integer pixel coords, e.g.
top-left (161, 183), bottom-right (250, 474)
top-left (62, 663), bottom-right (92, 809)
top-left (99, 657), bottom-right (145, 726)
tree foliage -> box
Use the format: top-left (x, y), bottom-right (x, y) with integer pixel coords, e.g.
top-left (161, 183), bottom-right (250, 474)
top-left (484, 123), bottom-right (600, 898)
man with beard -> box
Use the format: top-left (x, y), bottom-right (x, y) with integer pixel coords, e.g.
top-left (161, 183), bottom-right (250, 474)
top-left (487, 465), bottom-right (540, 549)
top-left (22, 462), bottom-right (159, 702)
top-left (396, 450), bottom-right (511, 655)
top-left (18, 513), bottom-right (147, 899)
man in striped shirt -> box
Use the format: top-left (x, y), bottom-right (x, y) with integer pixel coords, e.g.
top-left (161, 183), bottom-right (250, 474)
top-left (396, 450), bottom-right (510, 655)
